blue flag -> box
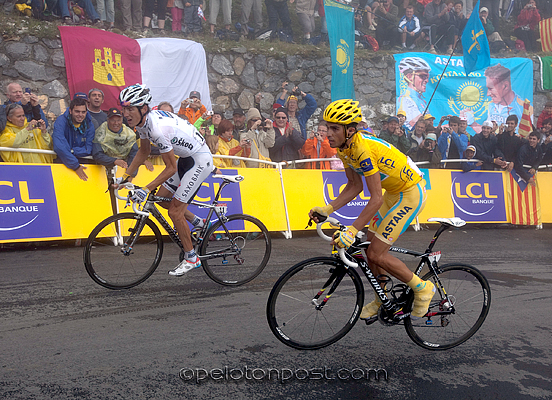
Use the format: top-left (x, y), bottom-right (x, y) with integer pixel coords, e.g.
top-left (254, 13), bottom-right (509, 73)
top-left (461, 0), bottom-right (490, 75)
top-left (324, 0), bottom-right (355, 101)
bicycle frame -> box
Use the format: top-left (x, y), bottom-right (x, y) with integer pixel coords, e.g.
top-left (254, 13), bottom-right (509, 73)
top-left (318, 222), bottom-right (454, 321)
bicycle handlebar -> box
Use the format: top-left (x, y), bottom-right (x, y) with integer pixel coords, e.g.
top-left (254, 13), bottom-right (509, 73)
top-left (315, 216), bottom-right (360, 268)
top-left (113, 182), bottom-right (150, 217)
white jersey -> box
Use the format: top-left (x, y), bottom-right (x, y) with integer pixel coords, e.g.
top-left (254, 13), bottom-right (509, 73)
top-left (136, 110), bottom-right (205, 158)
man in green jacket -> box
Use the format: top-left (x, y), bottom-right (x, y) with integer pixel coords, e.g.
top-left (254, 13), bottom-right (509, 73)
top-left (378, 116), bottom-right (410, 155)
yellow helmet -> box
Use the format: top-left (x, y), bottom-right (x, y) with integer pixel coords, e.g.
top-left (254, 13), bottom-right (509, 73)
top-left (323, 99), bottom-right (363, 125)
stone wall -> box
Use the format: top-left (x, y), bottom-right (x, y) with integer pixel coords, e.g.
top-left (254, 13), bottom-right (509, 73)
top-left (0, 35), bottom-right (550, 132)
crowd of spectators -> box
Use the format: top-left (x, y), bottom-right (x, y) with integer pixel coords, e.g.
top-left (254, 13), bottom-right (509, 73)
top-left (0, 73), bottom-right (550, 189)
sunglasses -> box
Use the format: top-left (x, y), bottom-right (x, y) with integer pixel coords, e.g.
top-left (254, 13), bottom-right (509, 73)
top-left (275, 116), bottom-right (287, 120)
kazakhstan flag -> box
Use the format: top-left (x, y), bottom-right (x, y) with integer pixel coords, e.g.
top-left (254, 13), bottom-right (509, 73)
top-left (324, 0), bottom-right (355, 101)
top-left (461, 0), bottom-right (490, 75)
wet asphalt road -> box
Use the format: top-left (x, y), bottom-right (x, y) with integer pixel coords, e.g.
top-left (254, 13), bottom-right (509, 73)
top-left (1, 225), bottom-right (551, 400)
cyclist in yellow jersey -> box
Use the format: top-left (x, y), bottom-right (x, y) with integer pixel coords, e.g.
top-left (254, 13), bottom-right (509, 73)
top-left (309, 99), bottom-right (435, 321)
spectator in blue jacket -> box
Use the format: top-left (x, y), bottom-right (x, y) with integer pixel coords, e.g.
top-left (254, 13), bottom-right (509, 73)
top-left (276, 81), bottom-right (317, 140)
top-left (3, 82), bottom-right (47, 129)
top-left (399, 5), bottom-right (421, 49)
top-left (438, 115), bottom-right (468, 169)
top-left (52, 97), bottom-right (95, 181)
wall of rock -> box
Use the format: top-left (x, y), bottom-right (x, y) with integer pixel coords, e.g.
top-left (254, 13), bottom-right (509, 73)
top-left (0, 35), bottom-right (550, 133)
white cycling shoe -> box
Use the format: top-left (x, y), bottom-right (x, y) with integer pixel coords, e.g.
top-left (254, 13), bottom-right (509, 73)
top-left (168, 258), bottom-right (201, 276)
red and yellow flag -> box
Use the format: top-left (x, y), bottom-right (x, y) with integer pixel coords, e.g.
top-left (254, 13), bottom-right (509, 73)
top-left (505, 170), bottom-right (541, 225)
top-left (539, 17), bottom-right (552, 52)
top-left (517, 99), bottom-right (533, 138)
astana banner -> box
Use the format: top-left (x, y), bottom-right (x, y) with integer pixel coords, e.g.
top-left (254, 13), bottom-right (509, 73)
top-left (393, 53), bottom-right (533, 136)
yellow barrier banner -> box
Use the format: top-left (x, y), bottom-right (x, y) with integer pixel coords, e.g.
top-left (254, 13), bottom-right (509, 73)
top-left (0, 163), bottom-right (550, 243)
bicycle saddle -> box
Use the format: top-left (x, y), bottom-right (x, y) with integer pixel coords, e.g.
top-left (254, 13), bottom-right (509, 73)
top-left (213, 174), bottom-right (244, 183)
top-left (427, 217), bottom-right (466, 228)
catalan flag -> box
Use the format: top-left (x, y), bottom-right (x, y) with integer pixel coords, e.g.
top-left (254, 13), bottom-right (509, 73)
top-left (505, 170), bottom-right (541, 225)
top-left (539, 18), bottom-right (552, 52)
top-left (517, 99), bottom-right (533, 138)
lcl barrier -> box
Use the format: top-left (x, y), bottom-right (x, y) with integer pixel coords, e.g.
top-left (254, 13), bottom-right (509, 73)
top-left (0, 149), bottom-right (550, 243)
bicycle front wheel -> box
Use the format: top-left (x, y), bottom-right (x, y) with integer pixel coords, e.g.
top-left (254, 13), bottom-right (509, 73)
top-left (266, 257), bottom-right (364, 350)
top-left (84, 213), bottom-right (164, 290)
top-left (404, 264), bottom-right (491, 350)
top-left (199, 214), bottom-right (271, 286)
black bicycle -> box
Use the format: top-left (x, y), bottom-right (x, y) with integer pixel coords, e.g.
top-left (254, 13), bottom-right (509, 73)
top-left (84, 174), bottom-right (271, 289)
top-left (266, 216), bottom-right (491, 351)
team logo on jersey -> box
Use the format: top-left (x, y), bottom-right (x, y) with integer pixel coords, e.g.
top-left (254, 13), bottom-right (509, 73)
top-left (380, 206), bottom-right (413, 240)
top-left (399, 166), bottom-right (415, 181)
top-left (360, 158), bottom-right (374, 172)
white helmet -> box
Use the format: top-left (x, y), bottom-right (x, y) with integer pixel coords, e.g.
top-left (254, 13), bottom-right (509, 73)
top-left (119, 84), bottom-right (152, 107)
top-left (398, 57), bottom-right (430, 75)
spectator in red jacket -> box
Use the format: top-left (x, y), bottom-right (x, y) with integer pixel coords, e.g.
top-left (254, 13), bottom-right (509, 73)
top-left (514, 0), bottom-right (541, 52)
top-left (537, 101), bottom-right (552, 129)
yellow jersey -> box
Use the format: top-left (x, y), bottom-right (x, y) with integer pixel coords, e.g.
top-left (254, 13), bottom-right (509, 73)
top-left (337, 131), bottom-right (422, 194)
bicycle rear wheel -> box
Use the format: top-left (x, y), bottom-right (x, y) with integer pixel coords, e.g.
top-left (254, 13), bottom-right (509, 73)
top-left (84, 213), bottom-right (164, 290)
top-left (266, 257), bottom-right (364, 350)
top-left (404, 263), bottom-right (491, 350)
top-left (199, 214), bottom-right (271, 286)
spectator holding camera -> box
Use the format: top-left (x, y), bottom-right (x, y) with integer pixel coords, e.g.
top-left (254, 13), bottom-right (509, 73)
top-left (276, 81), bottom-right (317, 140)
top-left (269, 108), bottom-right (305, 165)
top-left (514, 0), bottom-right (541, 52)
top-left (217, 119), bottom-right (250, 168)
top-left (0, 103), bottom-right (52, 163)
top-left (407, 132), bottom-right (442, 168)
top-left (240, 108), bottom-right (275, 168)
top-left (379, 116), bottom-right (410, 154)
top-left (3, 82), bottom-right (47, 129)
top-left (301, 121), bottom-right (336, 169)
top-left (437, 116), bottom-right (468, 169)
top-left (177, 90), bottom-right (207, 125)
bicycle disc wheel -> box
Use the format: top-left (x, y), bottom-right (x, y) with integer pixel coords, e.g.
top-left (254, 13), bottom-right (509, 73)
top-left (404, 263), bottom-right (491, 350)
top-left (199, 214), bottom-right (271, 286)
top-left (84, 213), bottom-right (164, 290)
top-left (266, 257), bottom-right (364, 350)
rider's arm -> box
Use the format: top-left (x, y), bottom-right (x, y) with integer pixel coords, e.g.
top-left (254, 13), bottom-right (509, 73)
top-left (124, 138), bottom-right (151, 178)
top-left (352, 173), bottom-right (384, 232)
top-left (144, 150), bottom-right (178, 191)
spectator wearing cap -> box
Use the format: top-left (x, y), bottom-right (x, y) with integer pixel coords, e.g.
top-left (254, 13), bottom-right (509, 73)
top-left (92, 107), bottom-right (139, 171)
top-left (537, 101), bottom-right (552, 129)
top-left (52, 97), bottom-right (95, 181)
top-left (217, 119), bottom-right (251, 168)
top-left (377, 117), bottom-right (389, 137)
top-left (276, 81), bottom-right (317, 140)
top-left (241, 107), bottom-right (275, 168)
top-left (471, 120), bottom-right (507, 170)
top-left (423, 113), bottom-right (436, 129)
top-left (479, 7), bottom-right (503, 44)
top-left (3, 82), bottom-right (47, 129)
top-left (301, 121), bottom-right (336, 169)
top-left (177, 91), bottom-right (207, 125)
top-left (461, 144), bottom-right (483, 172)
top-left (458, 116), bottom-right (470, 139)
top-left (379, 116), bottom-right (410, 154)
top-left (232, 108), bottom-right (247, 141)
top-left (408, 132), bottom-right (442, 168)
top-left (269, 108), bottom-right (305, 165)
top-left (87, 88), bottom-right (107, 129)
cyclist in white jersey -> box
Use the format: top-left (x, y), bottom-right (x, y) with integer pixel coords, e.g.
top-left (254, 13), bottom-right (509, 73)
top-left (116, 84), bottom-right (214, 276)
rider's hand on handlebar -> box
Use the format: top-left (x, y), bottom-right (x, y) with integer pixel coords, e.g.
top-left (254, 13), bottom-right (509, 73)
top-left (131, 187), bottom-right (150, 203)
top-left (333, 226), bottom-right (358, 249)
top-left (309, 204), bottom-right (334, 222)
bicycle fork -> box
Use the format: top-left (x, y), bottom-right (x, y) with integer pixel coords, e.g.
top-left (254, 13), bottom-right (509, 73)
top-left (311, 265), bottom-right (348, 311)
